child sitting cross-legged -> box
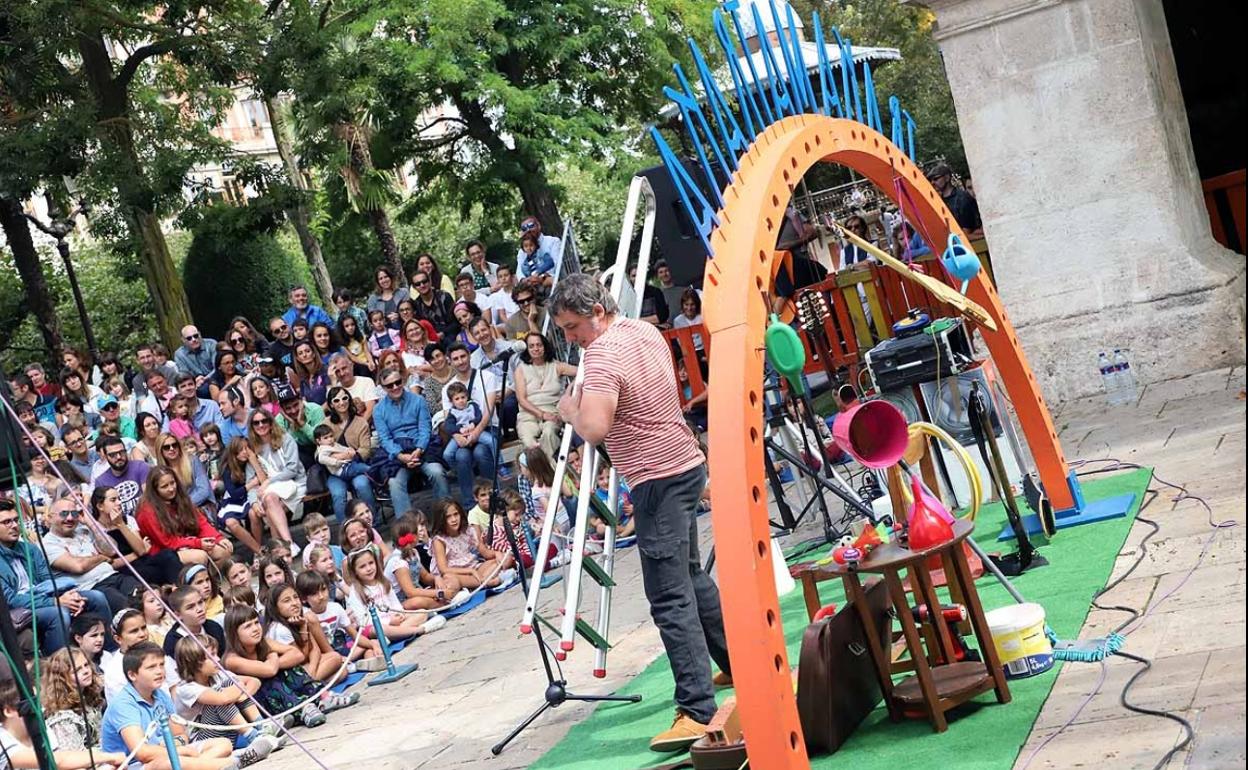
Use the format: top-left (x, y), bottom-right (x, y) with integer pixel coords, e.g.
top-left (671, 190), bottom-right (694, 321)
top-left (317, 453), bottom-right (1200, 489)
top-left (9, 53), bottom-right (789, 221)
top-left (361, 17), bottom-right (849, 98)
top-left (491, 489), bottom-right (560, 569)
top-left (344, 501), bottom-right (390, 559)
top-left (142, 587), bottom-right (177, 648)
top-left (467, 481), bottom-right (493, 531)
top-left (430, 499), bottom-right (515, 590)
top-left (386, 515), bottom-right (468, 610)
top-left (172, 636), bottom-right (280, 767)
top-left (180, 563), bottom-right (226, 624)
top-left (293, 570), bottom-right (387, 673)
top-left (257, 556), bottom-right (296, 608)
top-left (222, 603), bottom-right (349, 729)
top-left (342, 546), bottom-right (447, 641)
top-left (264, 583), bottom-right (348, 685)
top-left (100, 641), bottom-right (236, 770)
top-left (3, 658), bottom-right (128, 770)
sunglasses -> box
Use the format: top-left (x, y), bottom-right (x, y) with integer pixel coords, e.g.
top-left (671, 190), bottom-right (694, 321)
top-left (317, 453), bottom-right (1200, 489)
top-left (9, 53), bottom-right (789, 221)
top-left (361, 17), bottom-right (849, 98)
top-left (252, 417), bottom-right (272, 426)
top-left (520, 221), bottom-right (538, 232)
top-left (516, 296), bottom-right (535, 305)
top-left (230, 337), bottom-right (244, 344)
top-left (271, 325), bottom-right (288, 334)
top-left (330, 395), bottom-right (351, 403)
top-left (184, 333), bottom-right (201, 341)
top-left (162, 443), bottom-right (181, 451)
top-left (56, 509), bottom-right (81, 519)
top-left (414, 280), bottom-right (430, 287)
top-left (101, 403), bottom-right (119, 410)
top-left (382, 381), bottom-right (404, 390)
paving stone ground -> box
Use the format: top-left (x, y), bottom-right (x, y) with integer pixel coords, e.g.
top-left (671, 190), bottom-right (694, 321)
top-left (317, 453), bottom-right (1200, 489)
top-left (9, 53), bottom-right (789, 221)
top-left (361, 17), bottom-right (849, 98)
top-left (254, 366), bottom-right (1246, 770)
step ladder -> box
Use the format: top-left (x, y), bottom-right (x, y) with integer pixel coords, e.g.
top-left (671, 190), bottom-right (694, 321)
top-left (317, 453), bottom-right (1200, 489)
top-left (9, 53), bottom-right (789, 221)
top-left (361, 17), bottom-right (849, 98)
top-left (517, 174), bottom-right (658, 678)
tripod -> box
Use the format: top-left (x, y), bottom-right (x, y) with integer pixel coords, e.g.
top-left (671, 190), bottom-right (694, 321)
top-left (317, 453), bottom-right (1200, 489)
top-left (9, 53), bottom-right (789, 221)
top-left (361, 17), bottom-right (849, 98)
top-left (485, 353), bottom-right (640, 757)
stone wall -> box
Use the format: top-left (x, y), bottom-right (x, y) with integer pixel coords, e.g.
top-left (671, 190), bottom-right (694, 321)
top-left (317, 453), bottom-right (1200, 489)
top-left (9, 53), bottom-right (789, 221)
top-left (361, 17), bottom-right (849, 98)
top-left (922, 0), bottom-right (1245, 401)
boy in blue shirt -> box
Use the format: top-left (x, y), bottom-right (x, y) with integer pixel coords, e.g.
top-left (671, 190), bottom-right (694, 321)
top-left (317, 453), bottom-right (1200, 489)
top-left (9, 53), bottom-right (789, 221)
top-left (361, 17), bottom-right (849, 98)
top-left (100, 642), bottom-right (236, 769)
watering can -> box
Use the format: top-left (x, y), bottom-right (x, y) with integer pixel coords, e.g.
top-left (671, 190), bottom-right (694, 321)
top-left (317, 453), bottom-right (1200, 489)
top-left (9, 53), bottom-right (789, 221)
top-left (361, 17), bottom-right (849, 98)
top-left (941, 233), bottom-right (981, 293)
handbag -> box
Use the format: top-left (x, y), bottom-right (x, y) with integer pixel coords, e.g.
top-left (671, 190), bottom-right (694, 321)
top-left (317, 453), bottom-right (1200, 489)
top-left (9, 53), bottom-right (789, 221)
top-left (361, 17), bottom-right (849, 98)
top-left (796, 577), bottom-right (892, 755)
top-left (9, 606), bottom-right (33, 632)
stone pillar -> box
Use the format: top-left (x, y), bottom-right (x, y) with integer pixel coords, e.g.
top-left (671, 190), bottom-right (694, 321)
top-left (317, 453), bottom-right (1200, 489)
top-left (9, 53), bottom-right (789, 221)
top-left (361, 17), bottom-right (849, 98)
top-left (922, 0), bottom-right (1245, 401)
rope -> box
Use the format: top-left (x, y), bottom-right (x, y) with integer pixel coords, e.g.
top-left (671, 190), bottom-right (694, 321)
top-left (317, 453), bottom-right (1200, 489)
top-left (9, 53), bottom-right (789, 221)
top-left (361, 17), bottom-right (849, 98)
top-left (0, 392), bottom-right (336, 770)
top-left (117, 719), bottom-right (162, 767)
top-left (170, 626), bottom-right (366, 732)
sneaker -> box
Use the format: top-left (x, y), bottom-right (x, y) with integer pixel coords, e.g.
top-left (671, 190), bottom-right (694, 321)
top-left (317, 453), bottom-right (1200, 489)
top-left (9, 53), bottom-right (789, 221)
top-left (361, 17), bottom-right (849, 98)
top-left (300, 702), bottom-right (326, 727)
top-left (319, 691), bottom-right (360, 713)
top-left (233, 734), bottom-right (277, 766)
top-left (447, 588), bottom-right (472, 608)
top-left (256, 721), bottom-right (288, 750)
top-left (353, 655), bottom-right (389, 672)
top-left (649, 710), bottom-right (708, 753)
top-left (422, 614), bottom-right (448, 634)
top-left (497, 568), bottom-right (517, 586)
top-left (289, 540), bottom-right (301, 559)
top-left (712, 671), bottom-right (734, 689)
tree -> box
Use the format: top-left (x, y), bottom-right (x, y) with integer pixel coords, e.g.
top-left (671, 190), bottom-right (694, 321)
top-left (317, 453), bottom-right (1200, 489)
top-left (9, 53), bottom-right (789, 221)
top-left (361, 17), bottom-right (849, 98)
top-left (392, 0), bottom-right (713, 235)
top-left (3, 1), bottom-right (267, 350)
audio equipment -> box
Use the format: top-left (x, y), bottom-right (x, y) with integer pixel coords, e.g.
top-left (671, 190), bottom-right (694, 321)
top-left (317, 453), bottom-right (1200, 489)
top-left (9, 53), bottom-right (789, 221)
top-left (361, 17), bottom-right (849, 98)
top-left (637, 158), bottom-right (724, 289)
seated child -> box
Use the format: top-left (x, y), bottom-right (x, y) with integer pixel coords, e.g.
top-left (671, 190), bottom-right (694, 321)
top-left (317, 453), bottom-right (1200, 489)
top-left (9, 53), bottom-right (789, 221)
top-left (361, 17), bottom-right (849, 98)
top-left (256, 556), bottom-right (296, 608)
top-left (313, 424), bottom-right (371, 484)
top-left (69, 614), bottom-right (108, 669)
top-left (467, 481), bottom-right (493, 531)
top-left (299, 512), bottom-right (345, 571)
top-left (342, 547), bottom-right (446, 640)
top-left (590, 462), bottom-right (635, 539)
top-left (490, 489), bottom-right (559, 569)
top-left (223, 583), bottom-right (262, 614)
top-left (222, 559), bottom-right (254, 593)
top-left (430, 499), bottom-right (514, 590)
top-left (100, 642), bottom-right (235, 770)
top-left (163, 586), bottom-right (228, 661)
top-left (4, 660), bottom-right (127, 770)
top-left (180, 563), bottom-right (226, 624)
top-left (260, 539), bottom-right (293, 571)
top-left (172, 637), bottom-right (279, 766)
top-left (222, 605), bottom-right (355, 729)
top-left (199, 424), bottom-right (226, 497)
top-left (102, 609), bottom-right (181, 701)
top-left (293, 571), bottom-right (385, 672)
top-left (264, 583), bottom-right (346, 685)
top-left (385, 515), bottom-right (465, 610)
top-left (345, 501), bottom-right (390, 559)
top-left (304, 544), bottom-right (347, 605)
top-left (141, 587), bottom-right (176, 647)
top-left (217, 439), bottom-right (265, 555)
top-left (40, 647), bottom-right (105, 754)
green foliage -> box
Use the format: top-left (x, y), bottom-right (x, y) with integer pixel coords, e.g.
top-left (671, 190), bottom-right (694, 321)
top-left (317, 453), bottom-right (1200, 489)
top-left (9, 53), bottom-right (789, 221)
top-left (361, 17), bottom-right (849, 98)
top-left (182, 202), bottom-right (303, 338)
top-left (0, 242), bottom-right (158, 371)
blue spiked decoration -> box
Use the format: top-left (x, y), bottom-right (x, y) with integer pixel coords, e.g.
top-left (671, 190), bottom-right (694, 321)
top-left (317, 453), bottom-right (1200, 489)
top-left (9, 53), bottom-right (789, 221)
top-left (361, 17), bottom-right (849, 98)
top-left (1047, 628), bottom-right (1125, 662)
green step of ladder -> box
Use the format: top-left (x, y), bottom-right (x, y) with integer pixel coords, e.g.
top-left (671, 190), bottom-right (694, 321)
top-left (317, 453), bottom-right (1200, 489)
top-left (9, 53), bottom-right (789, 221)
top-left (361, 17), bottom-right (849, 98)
top-left (562, 469), bottom-right (618, 527)
top-left (575, 618), bottom-right (611, 651)
top-left (580, 555), bottom-right (616, 588)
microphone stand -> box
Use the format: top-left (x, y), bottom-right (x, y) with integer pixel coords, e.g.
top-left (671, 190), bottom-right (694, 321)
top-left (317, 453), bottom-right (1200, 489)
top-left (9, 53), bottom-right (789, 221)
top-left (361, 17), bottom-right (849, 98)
top-left (486, 348), bottom-right (640, 757)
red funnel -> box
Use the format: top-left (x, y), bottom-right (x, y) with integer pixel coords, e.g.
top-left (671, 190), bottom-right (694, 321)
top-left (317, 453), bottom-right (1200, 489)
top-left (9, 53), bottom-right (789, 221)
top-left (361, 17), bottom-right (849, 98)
top-left (832, 399), bottom-right (909, 469)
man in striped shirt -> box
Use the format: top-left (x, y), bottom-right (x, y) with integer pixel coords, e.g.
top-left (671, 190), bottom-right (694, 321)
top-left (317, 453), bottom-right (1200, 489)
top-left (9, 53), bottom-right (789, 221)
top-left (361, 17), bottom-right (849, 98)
top-left (553, 274), bottom-right (730, 754)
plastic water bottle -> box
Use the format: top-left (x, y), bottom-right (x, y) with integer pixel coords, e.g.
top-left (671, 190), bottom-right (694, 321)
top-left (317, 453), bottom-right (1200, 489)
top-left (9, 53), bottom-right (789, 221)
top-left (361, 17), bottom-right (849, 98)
top-left (1097, 352), bottom-right (1118, 404)
top-left (1113, 349), bottom-right (1137, 405)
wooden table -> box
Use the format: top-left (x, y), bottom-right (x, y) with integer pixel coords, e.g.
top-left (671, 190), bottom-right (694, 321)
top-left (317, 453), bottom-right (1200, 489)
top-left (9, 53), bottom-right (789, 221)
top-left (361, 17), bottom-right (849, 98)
top-left (792, 520), bottom-right (1010, 732)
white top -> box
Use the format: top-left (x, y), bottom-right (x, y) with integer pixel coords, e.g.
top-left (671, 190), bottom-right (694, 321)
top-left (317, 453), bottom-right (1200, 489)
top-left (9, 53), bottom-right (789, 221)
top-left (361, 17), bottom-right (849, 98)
top-left (382, 550), bottom-right (414, 598)
top-left (672, 312), bottom-right (705, 351)
top-left (441, 368), bottom-right (500, 427)
top-left (315, 601), bottom-right (351, 638)
top-left (173, 679), bottom-right (210, 723)
top-left (344, 582), bottom-right (404, 627)
top-left (265, 623), bottom-right (296, 645)
top-left (488, 290), bottom-right (518, 325)
top-left (43, 527), bottom-right (116, 591)
top-left (102, 650), bottom-right (180, 701)
top-left (344, 376), bottom-right (378, 405)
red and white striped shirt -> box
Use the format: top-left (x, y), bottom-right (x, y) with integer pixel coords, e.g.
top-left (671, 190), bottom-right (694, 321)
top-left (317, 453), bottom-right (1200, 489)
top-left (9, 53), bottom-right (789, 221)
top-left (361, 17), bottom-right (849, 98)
top-left (581, 317), bottom-right (703, 487)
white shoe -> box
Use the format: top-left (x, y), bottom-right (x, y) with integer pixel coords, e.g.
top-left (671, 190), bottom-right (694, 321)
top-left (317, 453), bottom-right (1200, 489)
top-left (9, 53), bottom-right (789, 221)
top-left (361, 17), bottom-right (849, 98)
top-left (234, 734), bottom-right (277, 766)
top-left (423, 614), bottom-right (448, 633)
top-left (289, 540), bottom-right (301, 558)
top-left (447, 588), bottom-right (472, 608)
top-left (498, 568), bottom-right (517, 586)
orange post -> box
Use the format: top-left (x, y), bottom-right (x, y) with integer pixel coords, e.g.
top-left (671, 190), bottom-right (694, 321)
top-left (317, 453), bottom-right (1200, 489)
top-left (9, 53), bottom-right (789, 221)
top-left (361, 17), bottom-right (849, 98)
top-left (703, 115), bottom-right (1074, 769)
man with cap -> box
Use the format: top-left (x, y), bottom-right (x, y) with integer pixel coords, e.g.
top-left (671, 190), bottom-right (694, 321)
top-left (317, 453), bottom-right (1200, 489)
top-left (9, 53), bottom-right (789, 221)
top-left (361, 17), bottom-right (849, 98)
top-left (275, 384), bottom-right (324, 467)
top-left (927, 162), bottom-right (983, 239)
top-left (95, 394), bottom-right (136, 440)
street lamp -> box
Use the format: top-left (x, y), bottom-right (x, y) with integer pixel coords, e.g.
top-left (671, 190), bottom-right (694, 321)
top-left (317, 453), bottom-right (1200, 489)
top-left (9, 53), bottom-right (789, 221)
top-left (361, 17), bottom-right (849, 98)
top-left (24, 196), bottom-right (99, 362)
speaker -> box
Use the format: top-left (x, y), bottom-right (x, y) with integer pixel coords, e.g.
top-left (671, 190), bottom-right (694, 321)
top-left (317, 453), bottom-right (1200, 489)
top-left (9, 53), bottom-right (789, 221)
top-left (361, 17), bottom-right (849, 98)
top-left (0, 367), bottom-right (32, 492)
top-left (637, 157), bottom-right (725, 289)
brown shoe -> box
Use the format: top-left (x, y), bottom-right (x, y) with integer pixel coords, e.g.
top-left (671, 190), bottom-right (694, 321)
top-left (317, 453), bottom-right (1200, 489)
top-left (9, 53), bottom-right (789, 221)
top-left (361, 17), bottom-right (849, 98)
top-left (712, 671), bottom-right (733, 689)
top-left (649, 710), bottom-right (707, 753)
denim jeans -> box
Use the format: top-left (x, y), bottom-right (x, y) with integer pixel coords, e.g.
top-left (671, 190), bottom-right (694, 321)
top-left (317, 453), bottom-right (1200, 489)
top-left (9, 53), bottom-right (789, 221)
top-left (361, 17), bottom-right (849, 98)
top-left (327, 460), bottom-right (378, 522)
top-left (35, 588), bottom-right (112, 656)
top-left (388, 460), bottom-right (450, 516)
top-left (442, 429), bottom-right (497, 505)
top-left (630, 464), bottom-right (730, 724)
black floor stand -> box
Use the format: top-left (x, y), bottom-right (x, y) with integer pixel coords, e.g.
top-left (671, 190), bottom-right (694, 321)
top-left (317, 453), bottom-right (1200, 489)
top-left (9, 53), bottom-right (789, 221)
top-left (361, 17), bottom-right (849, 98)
top-left (487, 417), bottom-right (641, 755)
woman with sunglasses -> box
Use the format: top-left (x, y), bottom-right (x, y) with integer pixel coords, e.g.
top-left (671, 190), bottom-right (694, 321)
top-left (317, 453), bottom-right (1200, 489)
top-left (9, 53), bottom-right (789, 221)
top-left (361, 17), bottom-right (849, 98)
top-left (366, 266), bottom-right (410, 326)
top-left (840, 214), bottom-right (874, 267)
top-left (375, 350), bottom-right (419, 395)
top-left (206, 349), bottom-right (244, 401)
top-left (323, 386), bottom-right (377, 522)
top-left (414, 253), bottom-right (454, 295)
top-left (135, 466), bottom-right (233, 566)
top-left (228, 316), bottom-right (269, 349)
top-left (224, 328), bottom-right (259, 373)
top-left (246, 410), bottom-right (305, 557)
top-left (155, 432), bottom-right (215, 512)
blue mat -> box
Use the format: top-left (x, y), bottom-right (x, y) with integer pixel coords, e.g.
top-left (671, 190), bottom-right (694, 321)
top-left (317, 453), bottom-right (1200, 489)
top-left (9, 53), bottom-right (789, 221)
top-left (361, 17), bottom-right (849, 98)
top-left (487, 576), bottom-right (521, 596)
top-left (331, 671), bottom-right (367, 693)
top-left (439, 590), bottom-right (487, 619)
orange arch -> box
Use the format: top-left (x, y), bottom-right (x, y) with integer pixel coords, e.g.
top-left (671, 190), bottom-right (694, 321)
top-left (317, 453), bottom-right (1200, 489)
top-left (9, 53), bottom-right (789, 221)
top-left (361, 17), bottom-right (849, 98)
top-left (702, 115), bottom-right (1069, 769)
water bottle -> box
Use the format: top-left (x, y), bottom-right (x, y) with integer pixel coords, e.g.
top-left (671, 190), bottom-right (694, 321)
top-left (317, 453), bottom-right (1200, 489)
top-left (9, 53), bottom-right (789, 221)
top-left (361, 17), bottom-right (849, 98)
top-left (1113, 349), bottom-right (1137, 405)
top-left (1097, 352), bottom-right (1118, 404)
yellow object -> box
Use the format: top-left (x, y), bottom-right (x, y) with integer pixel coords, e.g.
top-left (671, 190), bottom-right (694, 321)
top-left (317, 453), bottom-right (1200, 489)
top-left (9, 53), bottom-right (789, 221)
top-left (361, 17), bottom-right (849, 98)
top-left (832, 223), bottom-right (998, 331)
top-left (900, 422), bottom-right (983, 522)
top-left (985, 602), bottom-right (1055, 679)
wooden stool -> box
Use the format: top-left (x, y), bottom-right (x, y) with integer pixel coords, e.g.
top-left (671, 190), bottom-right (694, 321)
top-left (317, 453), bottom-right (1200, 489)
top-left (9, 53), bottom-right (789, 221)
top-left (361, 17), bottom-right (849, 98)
top-left (798, 520), bottom-right (1010, 732)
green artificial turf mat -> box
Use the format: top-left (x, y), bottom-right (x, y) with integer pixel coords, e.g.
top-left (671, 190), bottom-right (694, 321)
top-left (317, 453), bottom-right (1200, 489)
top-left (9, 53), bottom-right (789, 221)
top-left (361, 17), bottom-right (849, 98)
top-left (530, 467), bottom-right (1152, 770)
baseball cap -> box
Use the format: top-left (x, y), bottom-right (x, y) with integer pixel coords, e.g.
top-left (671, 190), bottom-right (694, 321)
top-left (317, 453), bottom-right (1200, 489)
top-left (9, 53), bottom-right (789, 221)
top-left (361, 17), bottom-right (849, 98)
top-left (95, 394), bottom-right (119, 410)
top-left (274, 381), bottom-right (299, 403)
